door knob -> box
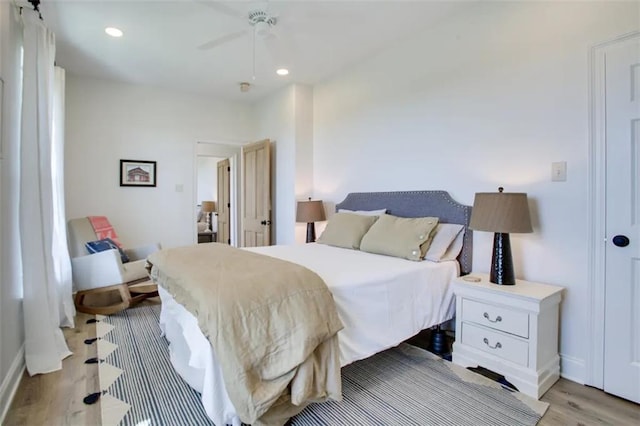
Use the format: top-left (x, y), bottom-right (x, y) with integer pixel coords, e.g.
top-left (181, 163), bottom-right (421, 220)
top-left (260, 220), bottom-right (272, 226)
top-left (613, 235), bottom-right (630, 247)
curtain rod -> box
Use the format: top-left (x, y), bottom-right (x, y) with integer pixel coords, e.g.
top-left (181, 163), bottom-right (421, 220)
top-left (28, 0), bottom-right (40, 12)
top-left (20, 0), bottom-right (43, 20)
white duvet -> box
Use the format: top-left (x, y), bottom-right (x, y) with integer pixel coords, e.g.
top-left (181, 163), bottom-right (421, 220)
top-left (159, 243), bottom-right (458, 425)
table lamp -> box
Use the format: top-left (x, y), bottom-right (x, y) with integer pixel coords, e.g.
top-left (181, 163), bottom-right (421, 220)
top-left (296, 198), bottom-right (326, 243)
top-left (469, 187), bottom-right (532, 285)
top-left (201, 201), bottom-right (216, 232)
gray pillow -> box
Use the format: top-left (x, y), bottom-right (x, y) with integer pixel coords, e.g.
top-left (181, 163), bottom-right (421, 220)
top-left (317, 212), bottom-right (379, 250)
top-left (360, 214), bottom-right (439, 261)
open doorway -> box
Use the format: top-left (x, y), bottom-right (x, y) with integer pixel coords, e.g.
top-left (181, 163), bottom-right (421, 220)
top-left (196, 156), bottom-right (225, 243)
top-left (195, 141), bottom-right (243, 246)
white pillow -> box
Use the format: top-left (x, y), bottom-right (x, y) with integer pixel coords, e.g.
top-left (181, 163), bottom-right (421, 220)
top-left (338, 208), bottom-right (387, 216)
top-left (439, 229), bottom-right (465, 261)
top-left (424, 223), bottom-right (465, 262)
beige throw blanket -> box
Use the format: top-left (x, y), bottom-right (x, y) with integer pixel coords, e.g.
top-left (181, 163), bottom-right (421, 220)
top-left (148, 244), bottom-right (344, 425)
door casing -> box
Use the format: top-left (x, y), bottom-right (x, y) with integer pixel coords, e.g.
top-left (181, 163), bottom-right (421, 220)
top-left (587, 30), bottom-right (640, 389)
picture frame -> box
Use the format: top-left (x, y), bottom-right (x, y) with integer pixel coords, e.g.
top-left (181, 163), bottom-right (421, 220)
top-left (119, 159), bottom-right (157, 187)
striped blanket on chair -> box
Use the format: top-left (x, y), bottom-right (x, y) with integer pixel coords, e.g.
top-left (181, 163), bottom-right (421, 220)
top-left (88, 216), bottom-right (123, 247)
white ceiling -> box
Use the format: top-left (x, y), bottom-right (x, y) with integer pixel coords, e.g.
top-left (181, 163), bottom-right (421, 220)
top-left (38, 0), bottom-right (466, 103)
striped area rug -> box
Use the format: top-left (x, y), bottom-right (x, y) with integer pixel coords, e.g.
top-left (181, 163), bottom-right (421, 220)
top-left (99, 305), bottom-right (548, 426)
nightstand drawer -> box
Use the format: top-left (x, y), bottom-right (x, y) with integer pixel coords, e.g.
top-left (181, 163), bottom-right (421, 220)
top-left (462, 298), bottom-right (529, 338)
top-left (461, 322), bottom-right (529, 367)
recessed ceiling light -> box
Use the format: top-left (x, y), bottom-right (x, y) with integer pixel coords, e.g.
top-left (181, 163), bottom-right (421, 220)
top-left (276, 68), bottom-right (289, 76)
top-left (105, 27), bottom-right (123, 38)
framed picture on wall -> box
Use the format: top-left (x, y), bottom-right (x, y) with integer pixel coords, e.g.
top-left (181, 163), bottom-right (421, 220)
top-left (119, 159), bottom-right (157, 187)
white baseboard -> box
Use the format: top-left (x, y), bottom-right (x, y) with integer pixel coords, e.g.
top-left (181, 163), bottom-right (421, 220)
top-left (0, 345), bottom-right (25, 424)
top-left (559, 352), bottom-right (586, 385)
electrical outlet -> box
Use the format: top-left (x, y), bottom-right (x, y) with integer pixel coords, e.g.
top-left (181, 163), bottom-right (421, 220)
top-left (175, 184), bottom-right (184, 192)
top-left (552, 162), bottom-right (567, 182)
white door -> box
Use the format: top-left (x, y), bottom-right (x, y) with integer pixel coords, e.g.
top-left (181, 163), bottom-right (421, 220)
top-left (604, 36), bottom-right (640, 403)
top-left (241, 139), bottom-right (271, 247)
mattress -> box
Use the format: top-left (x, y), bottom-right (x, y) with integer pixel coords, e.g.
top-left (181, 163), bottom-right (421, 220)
top-left (158, 243), bottom-right (458, 425)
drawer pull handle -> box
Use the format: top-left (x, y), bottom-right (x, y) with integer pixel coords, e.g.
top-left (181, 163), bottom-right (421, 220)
top-left (483, 337), bottom-right (502, 350)
top-left (483, 312), bottom-right (502, 323)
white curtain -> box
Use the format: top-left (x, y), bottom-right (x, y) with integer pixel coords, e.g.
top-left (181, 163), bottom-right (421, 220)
top-left (19, 9), bottom-right (74, 375)
top-left (52, 66), bottom-right (75, 326)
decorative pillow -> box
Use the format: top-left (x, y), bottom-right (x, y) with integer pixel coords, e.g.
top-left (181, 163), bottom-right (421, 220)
top-left (424, 223), bottom-right (465, 262)
top-left (85, 238), bottom-right (130, 264)
top-left (440, 229), bottom-right (465, 262)
top-left (316, 212), bottom-right (379, 250)
top-left (337, 208), bottom-right (387, 216)
top-left (360, 214), bottom-right (439, 261)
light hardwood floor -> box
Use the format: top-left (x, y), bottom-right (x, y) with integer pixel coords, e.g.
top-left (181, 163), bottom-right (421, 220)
top-left (4, 300), bottom-right (639, 426)
top-left (4, 309), bottom-right (102, 426)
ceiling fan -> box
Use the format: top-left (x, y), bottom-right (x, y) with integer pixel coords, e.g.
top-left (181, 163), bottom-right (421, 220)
top-left (197, 4), bottom-right (278, 51)
top-left (196, 1), bottom-right (288, 84)
top-left (198, 2), bottom-right (278, 50)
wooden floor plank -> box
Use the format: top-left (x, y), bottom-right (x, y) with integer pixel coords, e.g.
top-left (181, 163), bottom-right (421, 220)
top-left (3, 312), bottom-right (101, 426)
top-left (4, 300), bottom-right (639, 426)
top-left (540, 378), bottom-right (639, 425)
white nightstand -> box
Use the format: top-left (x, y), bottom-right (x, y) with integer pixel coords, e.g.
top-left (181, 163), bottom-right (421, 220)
top-left (452, 273), bottom-right (563, 399)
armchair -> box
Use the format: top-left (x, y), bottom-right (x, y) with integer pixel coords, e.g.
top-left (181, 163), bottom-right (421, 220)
top-left (68, 217), bottom-right (161, 315)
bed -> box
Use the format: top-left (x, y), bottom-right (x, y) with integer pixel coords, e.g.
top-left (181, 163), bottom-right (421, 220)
top-left (150, 190), bottom-right (472, 426)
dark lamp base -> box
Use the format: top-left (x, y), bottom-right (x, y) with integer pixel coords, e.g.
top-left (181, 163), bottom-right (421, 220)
top-left (306, 222), bottom-right (316, 243)
top-left (490, 232), bottom-right (516, 285)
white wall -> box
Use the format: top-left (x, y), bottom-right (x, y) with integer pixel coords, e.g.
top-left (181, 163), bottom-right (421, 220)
top-left (312, 1), bottom-right (639, 383)
top-left (254, 85), bottom-right (295, 244)
top-left (292, 85), bottom-right (315, 243)
top-left (196, 156), bottom-right (224, 205)
top-left (0, 2), bottom-right (25, 420)
top-left (253, 83), bottom-right (314, 244)
top-left (65, 75), bottom-right (254, 249)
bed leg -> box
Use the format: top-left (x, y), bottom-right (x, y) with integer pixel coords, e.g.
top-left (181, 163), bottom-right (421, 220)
top-left (431, 325), bottom-right (449, 356)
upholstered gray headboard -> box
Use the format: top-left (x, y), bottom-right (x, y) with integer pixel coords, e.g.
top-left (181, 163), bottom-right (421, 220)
top-left (335, 190), bottom-right (473, 275)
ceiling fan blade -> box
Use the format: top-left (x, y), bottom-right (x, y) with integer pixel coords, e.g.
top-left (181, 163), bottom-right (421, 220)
top-left (194, 1), bottom-right (246, 20)
top-left (198, 30), bottom-right (248, 50)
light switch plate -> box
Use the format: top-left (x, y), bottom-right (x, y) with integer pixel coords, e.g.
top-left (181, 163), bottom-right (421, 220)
top-left (552, 161), bottom-right (567, 182)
